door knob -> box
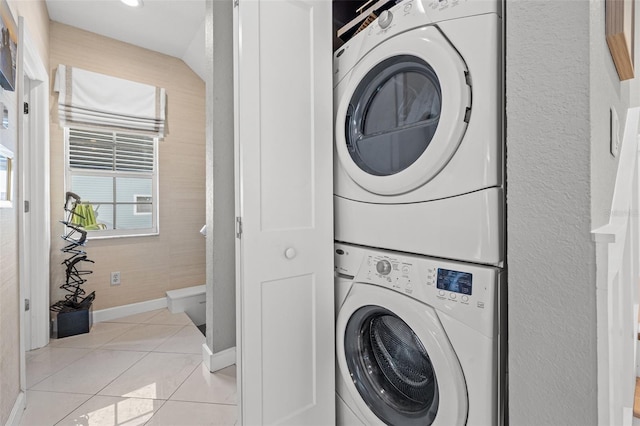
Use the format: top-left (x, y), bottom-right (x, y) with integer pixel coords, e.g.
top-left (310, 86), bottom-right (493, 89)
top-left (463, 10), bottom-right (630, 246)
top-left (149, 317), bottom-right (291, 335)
top-left (285, 247), bottom-right (297, 259)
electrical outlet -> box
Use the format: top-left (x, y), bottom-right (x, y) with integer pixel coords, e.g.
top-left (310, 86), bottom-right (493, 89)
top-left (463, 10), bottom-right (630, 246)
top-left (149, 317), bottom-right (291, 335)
top-left (111, 271), bottom-right (121, 286)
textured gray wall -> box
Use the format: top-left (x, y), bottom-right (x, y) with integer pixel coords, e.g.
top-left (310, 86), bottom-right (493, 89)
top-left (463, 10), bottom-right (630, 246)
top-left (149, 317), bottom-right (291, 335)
top-left (205, 0), bottom-right (236, 354)
top-left (506, 1), bottom-right (597, 424)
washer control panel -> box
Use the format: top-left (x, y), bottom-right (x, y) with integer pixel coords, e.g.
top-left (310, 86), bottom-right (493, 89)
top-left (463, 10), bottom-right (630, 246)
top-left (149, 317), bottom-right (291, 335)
top-left (335, 243), bottom-right (498, 315)
top-left (362, 251), bottom-right (482, 307)
top-left (364, 254), bottom-right (416, 294)
top-left (432, 267), bottom-right (472, 297)
top-left (334, 243), bottom-right (500, 335)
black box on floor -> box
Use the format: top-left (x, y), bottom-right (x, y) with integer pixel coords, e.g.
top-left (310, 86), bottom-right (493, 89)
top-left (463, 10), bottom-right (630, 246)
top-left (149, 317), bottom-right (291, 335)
top-left (51, 304), bottom-right (93, 339)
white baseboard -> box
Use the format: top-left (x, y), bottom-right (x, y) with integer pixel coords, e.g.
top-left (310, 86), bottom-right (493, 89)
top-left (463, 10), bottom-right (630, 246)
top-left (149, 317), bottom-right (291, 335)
top-left (92, 298), bottom-right (167, 323)
top-left (202, 344), bottom-right (236, 373)
top-left (6, 391), bottom-right (25, 426)
top-left (623, 406), bottom-right (633, 426)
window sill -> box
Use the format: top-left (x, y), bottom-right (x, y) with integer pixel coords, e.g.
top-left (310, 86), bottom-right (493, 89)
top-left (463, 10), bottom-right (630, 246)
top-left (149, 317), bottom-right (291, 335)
top-left (85, 230), bottom-right (159, 240)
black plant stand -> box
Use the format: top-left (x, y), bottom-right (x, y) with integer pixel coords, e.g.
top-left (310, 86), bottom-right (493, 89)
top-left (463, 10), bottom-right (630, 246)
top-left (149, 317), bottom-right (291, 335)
top-left (50, 192), bottom-right (96, 338)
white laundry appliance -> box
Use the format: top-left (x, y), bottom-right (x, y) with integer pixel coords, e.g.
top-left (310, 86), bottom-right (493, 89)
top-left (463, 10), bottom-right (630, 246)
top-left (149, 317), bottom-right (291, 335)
top-left (334, 0), bottom-right (503, 266)
top-left (334, 242), bottom-right (505, 425)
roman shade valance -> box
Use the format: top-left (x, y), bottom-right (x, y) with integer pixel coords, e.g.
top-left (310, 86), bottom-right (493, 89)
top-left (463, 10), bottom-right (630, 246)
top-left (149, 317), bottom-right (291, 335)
top-left (54, 65), bottom-right (167, 138)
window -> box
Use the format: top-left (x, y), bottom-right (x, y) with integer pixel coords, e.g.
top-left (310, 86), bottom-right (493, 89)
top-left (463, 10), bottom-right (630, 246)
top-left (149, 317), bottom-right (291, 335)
top-left (133, 195), bottom-right (152, 215)
top-left (65, 127), bottom-right (158, 238)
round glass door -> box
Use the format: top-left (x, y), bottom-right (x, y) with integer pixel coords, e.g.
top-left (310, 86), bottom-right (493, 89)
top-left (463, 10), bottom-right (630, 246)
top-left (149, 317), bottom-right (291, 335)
top-left (344, 305), bottom-right (439, 425)
top-left (334, 27), bottom-right (470, 196)
top-left (345, 55), bottom-right (442, 177)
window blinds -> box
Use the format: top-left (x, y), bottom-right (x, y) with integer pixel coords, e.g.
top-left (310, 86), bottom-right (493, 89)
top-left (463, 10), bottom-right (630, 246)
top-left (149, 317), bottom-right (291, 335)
top-left (54, 65), bottom-right (167, 138)
top-left (68, 128), bottom-right (154, 173)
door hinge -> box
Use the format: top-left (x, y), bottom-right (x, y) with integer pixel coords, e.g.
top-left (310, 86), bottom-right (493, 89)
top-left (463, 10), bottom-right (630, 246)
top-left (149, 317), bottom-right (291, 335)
top-left (24, 200), bottom-right (30, 213)
top-left (236, 216), bottom-right (243, 238)
top-left (23, 102), bottom-right (28, 114)
top-left (24, 299), bottom-right (30, 312)
top-left (234, 0), bottom-right (239, 7)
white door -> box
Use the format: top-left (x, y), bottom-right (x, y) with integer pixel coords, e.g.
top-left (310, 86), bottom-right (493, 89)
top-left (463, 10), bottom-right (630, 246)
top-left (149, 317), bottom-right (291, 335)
top-left (234, 0), bottom-right (334, 424)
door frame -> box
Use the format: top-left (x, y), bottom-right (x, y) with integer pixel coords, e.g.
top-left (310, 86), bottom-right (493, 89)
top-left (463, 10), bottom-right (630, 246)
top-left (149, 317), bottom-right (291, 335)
top-left (232, 1), bottom-right (243, 424)
top-left (18, 16), bottom-right (50, 390)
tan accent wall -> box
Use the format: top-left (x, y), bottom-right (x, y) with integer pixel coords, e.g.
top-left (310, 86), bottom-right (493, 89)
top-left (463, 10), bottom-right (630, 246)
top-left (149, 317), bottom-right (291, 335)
top-left (49, 22), bottom-right (206, 311)
top-left (0, 2), bottom-right (49, 424)
top-left (10, 0), bottom-right (49, 63)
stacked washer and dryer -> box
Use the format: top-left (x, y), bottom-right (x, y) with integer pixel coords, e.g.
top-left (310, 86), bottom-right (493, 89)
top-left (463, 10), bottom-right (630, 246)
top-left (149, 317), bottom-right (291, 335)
top-left (333, 0), bottom-right (505, 425)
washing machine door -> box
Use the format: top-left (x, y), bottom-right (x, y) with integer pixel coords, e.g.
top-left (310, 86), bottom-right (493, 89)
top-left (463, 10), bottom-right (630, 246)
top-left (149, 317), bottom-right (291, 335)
top-left (336, 283), bottom-right (467, 425)
top-left (335, 26), bottom-right (470, 196)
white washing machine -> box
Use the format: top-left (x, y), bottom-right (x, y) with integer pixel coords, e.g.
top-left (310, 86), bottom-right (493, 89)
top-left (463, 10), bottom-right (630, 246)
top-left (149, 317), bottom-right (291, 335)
top-left (334, 242), bottom-right (505, 425)
top-left (334, 0), bottom-right (503, 266)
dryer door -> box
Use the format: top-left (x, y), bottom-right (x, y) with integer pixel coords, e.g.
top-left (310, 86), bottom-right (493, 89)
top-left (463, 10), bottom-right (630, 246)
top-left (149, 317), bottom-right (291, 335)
top-left (336, 283), bottom-right (467, 425)
top-left (335, 26), bottom-right (470, 196)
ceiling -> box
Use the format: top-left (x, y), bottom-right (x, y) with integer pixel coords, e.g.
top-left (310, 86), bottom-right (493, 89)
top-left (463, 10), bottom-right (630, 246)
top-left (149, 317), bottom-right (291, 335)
top-left (45, 0), bottom-right (206, 80)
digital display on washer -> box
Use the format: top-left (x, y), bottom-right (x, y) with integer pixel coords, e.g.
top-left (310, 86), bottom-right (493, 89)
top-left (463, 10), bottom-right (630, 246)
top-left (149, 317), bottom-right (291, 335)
top-left (437, 269), bottom-right (472, 295)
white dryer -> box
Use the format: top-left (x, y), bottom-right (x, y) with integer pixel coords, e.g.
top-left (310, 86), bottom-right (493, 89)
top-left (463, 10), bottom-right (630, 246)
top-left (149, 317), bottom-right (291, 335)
top-left (334, 0), bottom-right (503, 265)
top-left (334, 243), bottom-right (505, 425)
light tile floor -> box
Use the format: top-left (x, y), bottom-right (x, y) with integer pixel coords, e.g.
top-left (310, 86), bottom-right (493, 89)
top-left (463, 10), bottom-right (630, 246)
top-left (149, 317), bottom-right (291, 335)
top-left (21, 309), bottom-right (237, 426)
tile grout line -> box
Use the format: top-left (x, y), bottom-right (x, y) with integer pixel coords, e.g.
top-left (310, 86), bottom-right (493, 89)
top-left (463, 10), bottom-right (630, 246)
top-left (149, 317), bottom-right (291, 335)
top-left (49, 393), bottom-right (93, 426)
top-left (164, 358), bottom-right (203, 403)
top-left (147, 324), bottom-right (187, 352)
top-left (49, 347), bottom-right (157, 425)
top-left (152, 324), bottom-right (205, 355)
top-left (50, 321), bottom-right (138, 348)
top-left (92, 349), bottom-right (154, 396)
top-left (26, 347), bottom-right (97, 391)
top-left (141, 398), bottom-right (170, 426)
top-left (24, 388), bottom-right (94, 396)
top-left (87, 325), bottom-right (193, 398)
top-left (29, 322), bottom-right (139, 391)
top-left (76, 320), bottom-right (190, 397)
top-left (91, 323), bottom-right (142, 348)
top-left (143, 345), bottom-right (198, 426)
top-left (99, 324), bottom-right (184, 352)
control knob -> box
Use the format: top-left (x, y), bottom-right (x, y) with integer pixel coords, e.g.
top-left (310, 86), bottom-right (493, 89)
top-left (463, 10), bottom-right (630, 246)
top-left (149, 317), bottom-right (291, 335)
top-left (378, 10), bottom-right (393, 29)
top-left (376, 259), bottom-right (392, 275)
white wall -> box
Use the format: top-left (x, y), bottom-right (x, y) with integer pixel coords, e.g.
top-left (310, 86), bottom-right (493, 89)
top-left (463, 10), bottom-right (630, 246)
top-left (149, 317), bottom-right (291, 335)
top-left (182, 19), bottom-right (206, 82)
top-left (205, 0), bottom-right (236, 355)
top-left (506, 1), bottom-right (597, 424)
